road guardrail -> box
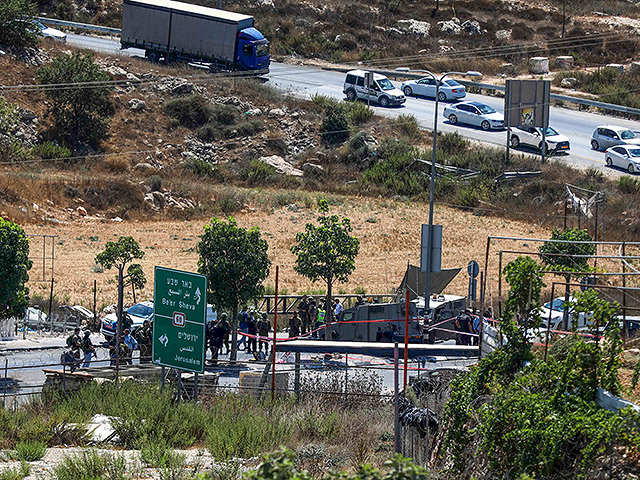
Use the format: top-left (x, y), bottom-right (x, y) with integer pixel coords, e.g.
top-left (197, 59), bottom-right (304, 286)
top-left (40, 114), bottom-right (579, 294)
top-left (37, 17), bottom-right (121, 35)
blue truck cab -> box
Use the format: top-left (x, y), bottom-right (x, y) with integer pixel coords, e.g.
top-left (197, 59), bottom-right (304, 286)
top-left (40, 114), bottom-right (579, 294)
top-left (237, 27), bottom-right (270, 71)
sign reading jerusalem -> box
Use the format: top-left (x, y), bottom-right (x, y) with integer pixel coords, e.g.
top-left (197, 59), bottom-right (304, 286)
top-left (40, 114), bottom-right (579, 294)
top-left (153, 266), bottom-right (207, 373)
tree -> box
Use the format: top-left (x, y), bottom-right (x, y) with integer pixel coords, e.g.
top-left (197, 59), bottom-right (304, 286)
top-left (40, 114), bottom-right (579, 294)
top-left (321, 104), bottom-right (350, 144)
top-left (36, 52), bottom-right (114, 149)
top-left (197, 217), bottom-right (270, 361)
top-left (0, 217), bottom-right (32, 320)
top-left (503, 256), bottom-right (545, 325)
top-left (291, 199), bottom-right (360, 339)
top-left (0, 0), bottom-right (39, 50)
top-left (539, 228), bottom-right (596, 330)
top-left (95, 236), bottom-right (145, 366)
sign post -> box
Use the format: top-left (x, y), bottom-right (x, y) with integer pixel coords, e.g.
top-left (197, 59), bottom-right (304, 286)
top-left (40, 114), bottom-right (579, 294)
top-left (153, 266), bottom-right (207, 374)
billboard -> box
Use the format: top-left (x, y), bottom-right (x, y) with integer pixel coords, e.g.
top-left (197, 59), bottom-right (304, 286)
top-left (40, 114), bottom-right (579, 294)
top-left (505, 80), bottom-right (550, 128)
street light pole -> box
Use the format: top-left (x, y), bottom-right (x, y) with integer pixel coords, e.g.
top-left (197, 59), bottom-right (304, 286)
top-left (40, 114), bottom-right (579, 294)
top-left (423, 70), bottom-right (482, 320)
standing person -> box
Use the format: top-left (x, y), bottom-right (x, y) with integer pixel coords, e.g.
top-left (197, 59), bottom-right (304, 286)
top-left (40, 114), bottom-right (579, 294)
top-left (246, 312), bottom-right (258, 355)
top-left (137, 320), bottom-right (153, 363)
top-left (299, 295), bottom-right (310, 334)
top-left (237, 306), bottom-right (249, 351)
top-left (454, 310), bottom-right (472, 346)
top-left (81, 330), bottom-right (96, 368)
top-left (308, 298), bottom-right (318, 333)
top-left (211, 320), bottom-right (226, 364)
top-left (354, 296), bottom-right (365, 308)
top-left (472, 312), bottom-right (481, 346)
top-left (314, 306), bottom-right (326, 339)
top-left (289, 313), bottom-right (300, 338)
top-left (206, 319), bottom-right (216, 362)
top-left (66, 327), bottom-right (82, 367)
top-left (218, 313), bottom-right (230, 355)
top-left (334, 298), bottom-right (344, 320)
top-left (257, 313), bottom-right (271, 355)
top-left (108, 335), bottom-right (118, 366)
top-left (123, 328), bottom-right (138, 364)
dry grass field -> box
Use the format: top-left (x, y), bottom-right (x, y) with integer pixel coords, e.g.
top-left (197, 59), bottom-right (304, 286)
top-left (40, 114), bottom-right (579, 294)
top-left (24, 194), bottom-right (551, 310)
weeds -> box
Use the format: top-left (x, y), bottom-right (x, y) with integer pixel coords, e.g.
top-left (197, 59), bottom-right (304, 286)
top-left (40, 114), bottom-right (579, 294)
top-left (396, 114), bottom-right (421, 139)
top-left (618, 176), bottom-right (640, 194)
top-left (11, 440), bottom-right (47, 462)
top-left (140, 438), bottom-right (186, 469)
top-left (51, 450), bottom-right (126, 480)
top-left (0, 462), bottom-right (30, 480)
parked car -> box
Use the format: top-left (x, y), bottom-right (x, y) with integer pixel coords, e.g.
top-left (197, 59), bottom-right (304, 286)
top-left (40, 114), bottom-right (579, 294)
top-left (443, 101), bottom-right (504, 130)
top-left (101, 301), bottom-right (217, 340)
top-left (605, 145), bottom-right (640, 173)
top-left (343, 70), bottom-right (405, 107)
top-left (400, 77), bottom-right (466, 101)
top-left (591, 125), bottom-right (640, 151)
top-left (539, 296), bottom-right (586, 331)
top-left (35, 21), bottom-right (67, 43)
top-left (509, 126), bottom-right (570, 154)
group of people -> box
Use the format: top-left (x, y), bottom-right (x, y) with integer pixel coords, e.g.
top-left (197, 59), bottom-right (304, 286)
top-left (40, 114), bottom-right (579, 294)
top-left (106, 319), bottom-right (153, 366)
top-left (62, 327), bottom-right (96, 372)
top-left (453, 309), bottom-right (481, 346)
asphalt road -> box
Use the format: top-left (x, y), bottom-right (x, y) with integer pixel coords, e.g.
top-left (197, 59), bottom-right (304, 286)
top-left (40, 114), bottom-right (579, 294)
top-left (65, 33), bottom-right (640, 176)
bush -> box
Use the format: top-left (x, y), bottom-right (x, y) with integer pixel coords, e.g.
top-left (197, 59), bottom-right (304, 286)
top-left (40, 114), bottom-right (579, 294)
top-left (28, 142), bottom-right (72, 160)
top-left (439, 132), bottom-right (469, 155)
top-left (183, 157), bottom-right (224, 179)
top-left (0, 462), bottom-right (30, 480)
top-left (12, 440), bottom-right (47, 462)
top-left (146, 175), bottom-right (162, 192)
top-left (311, 93), bottom-right (338, 109)
top-left (321, 105), bottom-right (350, 144)
top-left (245, 160), bottom-right (277, 185)
top-left (343, 102), bottom-right (374, 126)
top-left (0, 0), bottom-right (39, 50)
top-left (37, 52), bottom-right (114, 149)
top-left (618, 175), bottom-right (640, 194)
top-left (396, 114), bottom-right (421, 139)
top-left (140, 437), bottom-right (186, 469)
top-left (51, 450), bottom-right (126, 480)
top-left (164, 95), bottom-right (213, 128)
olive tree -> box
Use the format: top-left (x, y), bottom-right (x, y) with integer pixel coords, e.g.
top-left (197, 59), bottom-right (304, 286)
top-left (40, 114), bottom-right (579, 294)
top-left (0, 0), bottom-right (39, 50)
top-left (539, 228), bottom-right (595, 330)
top-left (0, 217), bottom-right (32, 320)
top-left (37, 52), bottom-right (114, 149)
top-left (197, 217), bottom-right (270, 361)
top-left (291, 199), bottom-right (360, 339)
top-left (95, 237), bottom-right (145, 365)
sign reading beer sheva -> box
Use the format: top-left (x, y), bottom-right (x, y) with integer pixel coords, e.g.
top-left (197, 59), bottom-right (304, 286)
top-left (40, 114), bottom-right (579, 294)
top-left (152, 266), bottom-right (207, 373)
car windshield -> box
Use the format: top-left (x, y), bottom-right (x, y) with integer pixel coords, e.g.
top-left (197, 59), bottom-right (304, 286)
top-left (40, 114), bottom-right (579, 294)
top-left (128, 303), bottom-right (153, 317)
top-left (444, 80), bottom-right (461, 87)
top-left (629, 148), bottom-right (640, 157)
top-left (377, 78), bottom-right (395, 91)
top-left (476, 104), bottom-right (496, 114)
top-left (544, 127), bottom-right (559, 136)
top-left (544, 298), bottom-right (566, 312)
top-left (620, 130), bottom-right (636, 139)
top-left (255, 42), bottom-right (270, 57)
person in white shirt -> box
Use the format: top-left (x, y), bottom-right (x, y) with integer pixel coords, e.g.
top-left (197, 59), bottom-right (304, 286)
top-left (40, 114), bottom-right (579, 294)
top-left (334, 299), bottom-right (343, 319)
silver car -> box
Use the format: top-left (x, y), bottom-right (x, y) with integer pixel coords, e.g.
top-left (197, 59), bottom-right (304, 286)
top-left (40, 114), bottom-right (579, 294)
top-left (400, 78), bottom-right (466, 101)
top-left (591, 125), bottom-right (640, 151)
top-left (605, 145), bottom-right (640, 173)
top-left (444, 101), bottom-right (504, 130)
top-left (35, 21), bottom-right (67, 43)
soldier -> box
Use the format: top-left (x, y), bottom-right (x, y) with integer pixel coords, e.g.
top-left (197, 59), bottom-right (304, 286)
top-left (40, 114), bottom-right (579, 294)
top-left (257, 313), bottom-right (271, 355)
top-left (246, 312), bottom-right (258, 354)
top-left (299, 295), bottom-right (310, 334)
top-left (123, 328), bottom-right (138, 364)
top-left (137, 320), bottom-right (153, 363)
top-left (81, 330), bottom-right (96, 368)
top-left (218, 313), bottom-right (230, 355)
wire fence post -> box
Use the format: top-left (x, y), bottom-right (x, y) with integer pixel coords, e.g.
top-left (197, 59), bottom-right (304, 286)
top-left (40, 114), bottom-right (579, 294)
top-left (394, 342), bottom-right (401, 454)
top-left (404, 289), bottom-right (409, 389)
top-left (344, 353), bottom-right (348, 407)
top-left (272, 265), bottom-right (279, 403)
top-left (294, 352), bottom-right (301, 401)
top-left (194, 373), bottom-right (199, 403)
top-left (62, 361), bottom-right (66, 393)
top-left (177, 371), bottom-right (182, 405)
top-left (48, 277), bottom-right (54, 329)
top-left (3, 359), bottom-right (7, 409)
top-left (93, 280), bottom-right (97, 331)
top-left (161, 366), bottom-right (165, 393)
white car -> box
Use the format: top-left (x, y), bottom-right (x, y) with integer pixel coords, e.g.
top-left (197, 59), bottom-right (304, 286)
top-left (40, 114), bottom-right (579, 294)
top-left (343, 70), bottom-right (406, 107)
top-left (443, 101), bottom-right (504, 130)
top-left (400, 78), bottom-right (466, 101)
top-left (509, 126), bottom-right (570, 154)
top-left (36, 21), bottom-right (67, 43)
top-left (605, 145), bottom-right (640, 173)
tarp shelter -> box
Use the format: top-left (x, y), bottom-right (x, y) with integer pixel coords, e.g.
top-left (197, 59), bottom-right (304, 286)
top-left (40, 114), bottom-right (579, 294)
top-left (395, 263), bottom-right (461, 301)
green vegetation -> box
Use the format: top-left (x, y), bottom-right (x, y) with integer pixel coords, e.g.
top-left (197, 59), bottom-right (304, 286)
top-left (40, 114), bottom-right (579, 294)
top-left (539, 228), bottom-right (596, 273)
top-left (37, 52), bottom-right (114, 149)
top-left (0, 0), bottom-right (38, 50)
top-left (140, 439), bottom-right (186, 469)
top-left (11, 440), bottom-right (47, 462)
top-left (314, 95), bottom-right (374, 144)
top-left (0, 462), bottom-right (30, 480)
top-left (245, 159), bottom-right (277, 185)
top-left (0, 217), bottom-right (32, 320)
top-left (51, 450), bottom-right (126, 480)
top-left (554, 68), bottom-right (640, 109)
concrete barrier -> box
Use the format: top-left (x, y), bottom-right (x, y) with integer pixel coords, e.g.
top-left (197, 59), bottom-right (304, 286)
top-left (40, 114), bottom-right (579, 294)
top-left (529, 57), bottom-right (550, 74)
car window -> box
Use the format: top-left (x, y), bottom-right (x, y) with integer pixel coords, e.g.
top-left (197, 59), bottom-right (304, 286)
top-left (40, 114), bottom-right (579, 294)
top-left (356, 76), bottom-right (364, 87)
top-left (621, 130), bottom-right (636, 140)
top-left (476, 104), bottom-right (496, 114)
top-left (128, 303), bottom-right (153, 317)
top-left (604, 129), bottom-right (618, 139)
top-left (527, 127), bottom-right (537, 134)
top-left (444, 79), bottom-right (461, 87)
top-left (458, 104), bottom-right (471, 112)
top-left (629, 148), bottom-right (640, 157)
top-left (597, 128), bottom-right (606, 136)
top-left (346, 74), bottom-right (356, 85)
top-left (612, 147), bottom-right (626, 154)
top-left (377, 78), bottom-right (395, 91)
top-left (418, 79), bottom-right (429, 84)
top-left (544, 127), bottom-right (559, 136)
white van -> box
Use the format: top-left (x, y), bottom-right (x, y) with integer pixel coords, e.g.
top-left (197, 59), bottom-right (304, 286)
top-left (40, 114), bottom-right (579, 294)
top-left (343, 70), bottom-right (406, 107)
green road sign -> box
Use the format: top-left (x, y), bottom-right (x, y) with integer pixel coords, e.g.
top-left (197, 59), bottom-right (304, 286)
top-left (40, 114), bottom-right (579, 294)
top-left (153, 266), bottom-right (207, 373)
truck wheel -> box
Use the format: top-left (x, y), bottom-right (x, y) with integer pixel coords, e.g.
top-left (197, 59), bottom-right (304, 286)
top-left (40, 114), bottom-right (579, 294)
top-left (146, 51), bottom-right (160, 63)
top-left (346, 89), bottom-right (357, 102)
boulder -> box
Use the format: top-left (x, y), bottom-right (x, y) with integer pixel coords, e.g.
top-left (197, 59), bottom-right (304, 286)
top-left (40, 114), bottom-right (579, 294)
top-left (499, 62), bottom-right (517, 75)
top-left (76, 206), bottom-right (88, 216)
top-left (258, 155), bottom-right (303, 176)
top-left (495, 29), bottom-right (512, 41)
top-left (172, 80), bottom-right (194, 95)
top-left (438, 17), bottom-right (462, 34)
top-left (103, 65), bottom-right (128, 79)
top-left (134, 162), bottom-right (156, 173)
top-left (268, 108), bottom-right (286, 118)
top-left (555, 55), bottom-right (574, 70)
top-left (529, 57), bottom-right (549, 74)
top-left (302, 163), bottom-right (326, 178)
top-left (630, 62), bottom-right (640, 74)
top-left (461, 20), bottom-right (484, 35)
top-left (19, 108), bottom-right (37, 123)
top-left (246, 108), bottom-right (262, 117)
top-left (605, 63), bottom-right (624, 74)
top-left (560, 77), bottom-right (577, 88)
top-left (128, 98), bottom-right (146, 111)
top-left (397, 19), bottom-right (431, 36)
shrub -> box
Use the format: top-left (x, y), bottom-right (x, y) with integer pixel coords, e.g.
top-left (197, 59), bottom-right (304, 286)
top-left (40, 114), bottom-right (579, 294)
top-left (321, 105), bottom-right (350, 144)
top-left (140, 437), bottom-right (186, 469)
top-left (311, 93), bottom-right (338, 109)
top-left (343, 102), bottom-right (374, 126)
top-left (164, 95), bottom-right (213, 128)
top-left (51, 450), bottom-right (126, 480)
top-left (0, 462), bottom-right (30, 480)
top-left (396, 114), bottom-right (421, 139)
top-left (29, 142), bottom-right (72, 160)
top-left (12, 440), bottom-right (46, 462)
top-left (618, 175), bottom-right (640, 194)
top-left (439, 132), bottom-right (469, 155)
top-left (146, 175), bottom-right (162, 192)
top-left (183, 157), bottom-right (224, 180)
top-left (0, 0), bottom-right (39, 50)
top-left (245, 160), bottom-right (277, 185)
top-left (37, 52), bottom-right (114, 149)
